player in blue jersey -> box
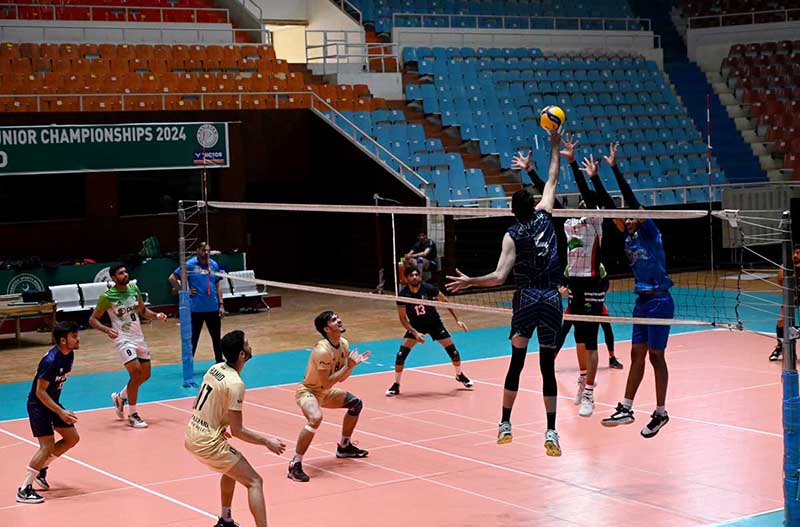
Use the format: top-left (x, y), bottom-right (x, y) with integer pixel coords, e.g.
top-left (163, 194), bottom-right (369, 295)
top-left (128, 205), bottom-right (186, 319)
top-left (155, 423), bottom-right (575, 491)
top-left (447, 130), bottom-right (564, 456)
top-left (17, 321), bottom-right (81, 504)
top-left (386, 266), bottom-right (472, 396)
top-left (582, 143), bottom-right (674, 438)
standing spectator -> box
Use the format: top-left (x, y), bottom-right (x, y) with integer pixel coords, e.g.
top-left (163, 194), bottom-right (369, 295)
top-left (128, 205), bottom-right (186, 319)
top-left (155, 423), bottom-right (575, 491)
top-left (169, 242), bottom-right (225, 363)
top-left (404, 232), bottom-right (438, 273)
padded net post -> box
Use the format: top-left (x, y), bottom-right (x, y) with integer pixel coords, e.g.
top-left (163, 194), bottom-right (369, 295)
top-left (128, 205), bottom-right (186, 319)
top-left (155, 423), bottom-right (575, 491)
top-left (177, 200), bottom-right (198, 388)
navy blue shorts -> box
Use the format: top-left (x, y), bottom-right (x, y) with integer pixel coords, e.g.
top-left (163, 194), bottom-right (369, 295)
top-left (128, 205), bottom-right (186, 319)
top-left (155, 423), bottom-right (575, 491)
top-left (509, 287), bottom-right (563, 349)
top-left (631, 292), bottom-right (675, 350)
top-left (28, 400), bottom-right (73, 438)
top-left (405, 320), bottom-right (451, 341)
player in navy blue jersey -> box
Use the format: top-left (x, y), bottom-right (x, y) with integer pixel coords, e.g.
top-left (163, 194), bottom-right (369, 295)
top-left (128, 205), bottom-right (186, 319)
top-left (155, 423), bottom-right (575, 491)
top-left (386, 267), bottom-right (473, 396)
top-left (447, 130), bottom-right (565, 456)
top-left (17, 321), bottom-right (81, 504)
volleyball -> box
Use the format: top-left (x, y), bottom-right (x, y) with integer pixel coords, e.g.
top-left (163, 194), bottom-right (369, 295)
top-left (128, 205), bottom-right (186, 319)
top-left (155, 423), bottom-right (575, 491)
top-left (539, 105), bottom-right (565, 132)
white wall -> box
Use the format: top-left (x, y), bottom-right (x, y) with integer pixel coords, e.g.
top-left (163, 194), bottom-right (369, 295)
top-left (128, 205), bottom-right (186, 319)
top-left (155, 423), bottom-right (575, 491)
top-left (393, 27), bottom-right (663, 67)
top-left (687, 20), bottom-right (800, 72)
top-left (248, 0), bottom-right (307, 22)
top-left (306, 0), bottom-right (362, 33)
top-left (0, 20), bottom-right (234, 44)
top-left (267, 24), bottom-right (307, 63)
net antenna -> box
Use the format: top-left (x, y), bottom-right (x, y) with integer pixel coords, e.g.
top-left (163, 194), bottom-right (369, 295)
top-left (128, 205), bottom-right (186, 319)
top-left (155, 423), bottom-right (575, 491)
top-left (177, 200), bottom-right (204, 388)
top-left (204, 200), bottom-right (746, 328)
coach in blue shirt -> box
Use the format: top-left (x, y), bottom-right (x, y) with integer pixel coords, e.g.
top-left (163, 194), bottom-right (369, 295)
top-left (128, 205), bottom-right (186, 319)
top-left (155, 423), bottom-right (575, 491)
top-left (168, 242), bottom-right (225, 363)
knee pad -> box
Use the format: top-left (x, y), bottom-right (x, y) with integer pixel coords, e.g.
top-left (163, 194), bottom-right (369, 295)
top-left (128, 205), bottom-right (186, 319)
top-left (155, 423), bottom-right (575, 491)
top-left (395, 346), bottom-right (411, 366)
top-left (444, 344), bottom-right (460, 362)
top-left (503, 346), bottom-right (527, 392)
top-left (344, 396), bottom-right (363, 416)
top-left (304, 422), bottom-right (319, 434)
top-left (539, 347), bottom-right (557, 397)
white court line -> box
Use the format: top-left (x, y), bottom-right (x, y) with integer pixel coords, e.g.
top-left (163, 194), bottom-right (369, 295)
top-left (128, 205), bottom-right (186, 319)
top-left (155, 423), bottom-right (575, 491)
top-left (409, 368), bottom-right (783, 439)
top-left (241, 400), bottom-right (716, 524)
top-left (0, 426), bottom-right (217, 520)
top-left (0, 441), bottom-right (22, 450)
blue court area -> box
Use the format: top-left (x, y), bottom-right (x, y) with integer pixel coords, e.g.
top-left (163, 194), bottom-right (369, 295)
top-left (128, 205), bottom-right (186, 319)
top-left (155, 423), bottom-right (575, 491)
top-left (0, 290), bottom-right (785, 527)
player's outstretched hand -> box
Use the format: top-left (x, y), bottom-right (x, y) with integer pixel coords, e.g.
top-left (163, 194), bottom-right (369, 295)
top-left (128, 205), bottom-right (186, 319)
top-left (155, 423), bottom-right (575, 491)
top-left (60, 409), bottom-right (78, 425)
top-left (457, 320), bottom-right (469, 332)
top-left (511, 150), bottom-right (532, 172)
top-left (106, 328), bottom-right (119, 339)
top-left (559, 133), bottom-right (579, 163)
top-left (156, 312), bottom-right (167, 321)
top-left (549, 128), bottom-right (563, 148)
top-left (579, 155), bottom-right (599, 178)
top-left (266, 437), bottom-right (286, 455)
top-left (413, 331), bottom-right (425, 343)
top-left (446, 269), bottom-right (472, 293)
top-left (349, 349), bottom-right (371, 366)
top-left (603, 141), bottom-right (620, 167)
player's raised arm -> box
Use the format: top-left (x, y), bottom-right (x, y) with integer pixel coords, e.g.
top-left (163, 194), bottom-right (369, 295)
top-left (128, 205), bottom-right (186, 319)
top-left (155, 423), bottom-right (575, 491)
top-left (535, 130), bottom-right (562, 213)
top-left (446, 232), bottom-right (516, 292)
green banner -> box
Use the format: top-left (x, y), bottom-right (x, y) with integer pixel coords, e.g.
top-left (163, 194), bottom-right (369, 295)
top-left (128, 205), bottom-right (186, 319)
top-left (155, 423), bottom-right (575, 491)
top-left (0, 122), bottom-right (229, 176)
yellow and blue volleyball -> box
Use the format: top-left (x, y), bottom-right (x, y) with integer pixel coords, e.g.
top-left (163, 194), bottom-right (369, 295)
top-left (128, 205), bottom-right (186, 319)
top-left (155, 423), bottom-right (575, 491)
top-left (539, 105), bottom-right (565, 132)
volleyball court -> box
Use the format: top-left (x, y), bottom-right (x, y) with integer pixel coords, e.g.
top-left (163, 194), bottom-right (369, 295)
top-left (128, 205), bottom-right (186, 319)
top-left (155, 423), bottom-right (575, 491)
top-left (0, 202), bottom-right (792, 526)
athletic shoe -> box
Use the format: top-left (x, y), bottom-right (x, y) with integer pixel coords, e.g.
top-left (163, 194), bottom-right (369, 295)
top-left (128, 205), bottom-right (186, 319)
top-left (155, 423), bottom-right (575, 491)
top-left (641, 411), bottom-right (670, 438)
top-left (574, 376), bottom-right (586, 405)
top-left (455, 373), bottom-right (474, 388)
top-left (385, 383), bottom-right (400, 396)
top-left (336, 442), bottom-right (368, 458)
top-left (35, 467), bottom-right (49, 490)
top-left (287, 462), bottom-right (309, 482)
top-left (770, 347), bottom-right (783, 362)
top-left (601, 403), bottom-right (635, 427)
top-left (497, 421), bottom-right (512, 444)
top-left (111, 392), bottom-right (126, 420)
top-left (544, 429), bottom-right (561, 457)
top-left (609, 356), bottom-right (624, 369)
top-left (16, 485), bottom-right (44, 504)
top-left (128, 413), bottom-right (148, 429)
top-left (213, 518), bottom-right (239, 527)
top-left (578, 391), bottom-right (595, 417)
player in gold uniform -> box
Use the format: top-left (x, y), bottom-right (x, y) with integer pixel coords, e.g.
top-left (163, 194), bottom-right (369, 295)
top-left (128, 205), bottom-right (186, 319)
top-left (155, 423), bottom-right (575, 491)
top-left (288, 311), bottom-right (371, 482)
top-left (185, 330), bottom-right (286, 527)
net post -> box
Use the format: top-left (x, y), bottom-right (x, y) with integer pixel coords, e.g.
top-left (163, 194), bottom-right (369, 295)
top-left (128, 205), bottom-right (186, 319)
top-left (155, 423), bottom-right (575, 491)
top-left (178, 201), bottom-right (197, 388)
top-left (391, 212), bottom-right (399, 296)
top-left (780, 210), bottom-right (799, 526)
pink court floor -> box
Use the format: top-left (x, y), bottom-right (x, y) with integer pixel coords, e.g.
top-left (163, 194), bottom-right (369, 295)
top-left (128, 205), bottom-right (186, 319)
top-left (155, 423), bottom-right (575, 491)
top-left (0, 330), bottom-right (783, 527)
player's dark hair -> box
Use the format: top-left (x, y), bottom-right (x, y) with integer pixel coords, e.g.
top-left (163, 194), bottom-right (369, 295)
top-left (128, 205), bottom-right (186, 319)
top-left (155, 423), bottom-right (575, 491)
top-left (511, 186), bottom-right (535, 221)
top-left (221, 330), bottom-right (246, 364)
top-left (53, 320), bottom-right (79, 346)
top-left (109, 262), bottom-right (126, 277)
top-left (404, 266), bottom-right (421, 278)
top-left (314, 311), bottom-right (335, 336)
top-left (794, 243), bottom-right (800, 252)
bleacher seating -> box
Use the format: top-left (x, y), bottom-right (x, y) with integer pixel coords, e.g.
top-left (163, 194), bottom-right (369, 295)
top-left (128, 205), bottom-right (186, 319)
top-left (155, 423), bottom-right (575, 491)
top-left (720, 40), bottom-right (800, 176)
top-left (399, 46), bottom-right (726, 205)
top-left (678, 0), bottom-right (800, 27)
top-left (349, 0), bottom-right (640, 34)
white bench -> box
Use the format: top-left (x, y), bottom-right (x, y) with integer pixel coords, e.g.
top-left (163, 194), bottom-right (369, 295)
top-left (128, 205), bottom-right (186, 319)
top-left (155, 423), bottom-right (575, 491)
top-left (227, 270), bottom-right (267, 298)
top-left (49, 284), bottom-right (85, 313)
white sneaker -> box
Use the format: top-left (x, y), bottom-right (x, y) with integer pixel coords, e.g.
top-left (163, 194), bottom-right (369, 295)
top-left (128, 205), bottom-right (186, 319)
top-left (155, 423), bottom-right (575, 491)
top-left (128, 413), bottom-right (148, 428)
top-left (574, 376), bottom-right (586, 405)
top-left (544, 429), bottom-right (561, 457)
top-left (578, 391), bottom-right (595, 417)
top-left (111, 392), bottom-right (125, 420)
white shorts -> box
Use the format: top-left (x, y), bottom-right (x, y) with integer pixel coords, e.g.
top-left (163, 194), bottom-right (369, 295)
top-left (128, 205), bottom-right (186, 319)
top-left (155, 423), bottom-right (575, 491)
top-left (116, 340), bottom-right (150, 364)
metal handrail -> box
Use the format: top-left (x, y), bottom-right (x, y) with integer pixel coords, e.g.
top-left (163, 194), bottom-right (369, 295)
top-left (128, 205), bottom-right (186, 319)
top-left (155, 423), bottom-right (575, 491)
top-left (391, 12), bottom-right (651, 31)
top-left (307, 41), bottom-right (400, 74)
top-left (0, 22), bottom-right (271, 45)
top-left (687, 7), bottom-right (800, 28)
top-left (0, 2), bottom-right (230, 24)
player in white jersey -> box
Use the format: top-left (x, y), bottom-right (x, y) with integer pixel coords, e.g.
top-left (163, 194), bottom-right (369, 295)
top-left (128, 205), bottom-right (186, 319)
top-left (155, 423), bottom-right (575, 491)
top-left (89, 263), bottom-right (167, 428)
top-left (185, 330), bottom-right (286, 527)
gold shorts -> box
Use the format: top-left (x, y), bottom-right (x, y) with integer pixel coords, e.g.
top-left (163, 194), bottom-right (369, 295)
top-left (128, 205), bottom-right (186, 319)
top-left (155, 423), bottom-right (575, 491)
top-left (295, 385), bottom-right (347, 409)
top-left (185, 437), bottom-right (243, 474)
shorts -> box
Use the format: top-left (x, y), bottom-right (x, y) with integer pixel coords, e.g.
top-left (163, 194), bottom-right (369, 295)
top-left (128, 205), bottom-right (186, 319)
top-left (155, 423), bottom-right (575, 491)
top-left (405, 320), bottom-right (451, 341)
top-left (116, 339), bottom-right (150, 364)
top-left (185, 437), bottom-right (243, 474)
top-left (631, 292), bottom-right (675, 350)
top-left (295, 385), bottom-right (348, 409)
top-left (27, 400), bottom-right (73, 437)
top-left (509, 287), bottom-right (563, 349)
top-left (416, 256), bottom-right (438, 270)
top-left (566, 293), bottom-right (606, 350)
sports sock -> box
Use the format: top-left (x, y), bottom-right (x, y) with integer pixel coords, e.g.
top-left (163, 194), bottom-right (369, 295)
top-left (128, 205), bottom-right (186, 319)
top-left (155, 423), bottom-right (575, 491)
top-left (21, 466), bottom-right (37, 488)
top-left (291, 454), bottom-right (303, 465)
top-left (220, 506), bottom-right (232, 521)
top-left (501, 407), bottom-right (512, 423)
top-left (129, 405), bottom-right (137, 415)
top-left (656, 406), bottom-right (667, 416)
top-left (584, 384), bottom-right (594, 394)
top-left (340, 436), bottom-right (351, 448)
top-left (622, 398), bottom-right (634, 410)
top-left (119, 386), bottom-right (128, 400)
top-left (453, 364), bottom-right (462, 375)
